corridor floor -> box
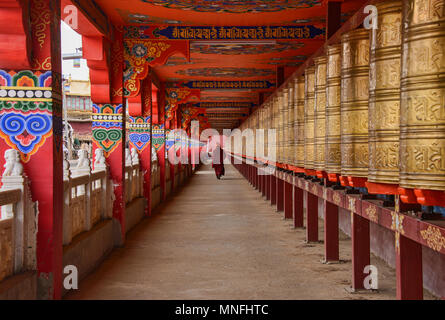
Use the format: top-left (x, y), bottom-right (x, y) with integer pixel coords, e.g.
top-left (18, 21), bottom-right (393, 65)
top-left (66, 164), bottom-right (411, 300)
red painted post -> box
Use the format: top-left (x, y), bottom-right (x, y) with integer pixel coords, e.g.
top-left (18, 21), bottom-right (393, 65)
top-left (261, 173), bottom-right (266, 197)
top-left (284, 180), bottom-right (293, 219)
top-left (351, 213), bottom-right (370, 290)
top-left (276, 176), bottom-right (284, 212)
top-left (153, 87), bottom-right (166, 201)
top-left (306, 191), bottom-right (319, 242)
top-left (396, 235), bottom-right (423, 300)
top-left (271, 174), bottom-right (277, 205)
top-left (248, 164), bottom-right (250, 181)
top-left (128, 77), bottom-right (152, 216)
top-left (0, 0), bottom-right (63, 299)
top-left (293, 186), bottom-right (304, 228)
top-left (266, 174), bottom-right (271, 200)
top-left (91, 28), bottom-right (126, 246)
top-left (324, 200), bottom-right (339, 262)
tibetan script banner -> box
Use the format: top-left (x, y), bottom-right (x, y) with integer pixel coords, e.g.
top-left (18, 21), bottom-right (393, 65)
top-left (125, 25), bottom-right (325, 40)
top-left (193, 102), bottom-right (256, 108)
top-left (183, 80), bottom-right (275, 90)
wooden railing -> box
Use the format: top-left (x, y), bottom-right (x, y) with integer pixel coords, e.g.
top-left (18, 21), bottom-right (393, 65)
top-left (125, 163), bottom-right (143, 204)
top-left (62, 147), bottom-right (144, 245)
top-left (0, 147), bottom-right (167, 284)
top-left (0, 151), bottom-right (38, 282)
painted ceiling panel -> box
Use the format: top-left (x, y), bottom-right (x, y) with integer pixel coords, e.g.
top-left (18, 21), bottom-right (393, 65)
top-left (89, 0), bottom-right (368, 128)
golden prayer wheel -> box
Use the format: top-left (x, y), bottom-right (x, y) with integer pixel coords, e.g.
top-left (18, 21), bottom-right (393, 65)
top-left (273, 97), bottom-right (280, 164)
top-left (294, 76), bottom-right (305, 168)
top-left (325, 44), bottom-right (342, 177)
top-left (253, 110), bottom-right (257, 160)
top-left (313, 55), bottom-right (327, 173)
top-left (368, 0), bottom-right (403, 186)
top-left (399, 0), bottom-right (445, 191)
top-left (262, 104), bottom-right (268, 161)
top-left (304, 66), bottom-right (316, 170)
top-left (266, 102), bottom-right (272, 162)
top-left (287, 83), bottom-right (295, 166)
top-left (277, 94), bottom-right (284, 164)
top-left (340, 28), bottom-right (370, 178)
top-left (282, 89), bottom-right (289, 165)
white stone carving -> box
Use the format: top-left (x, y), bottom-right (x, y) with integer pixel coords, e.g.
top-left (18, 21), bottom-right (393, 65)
top-left (3, 149), bottom-right (23, 177)
top-left (94, 148), bottom-right (107, 170)
top-left (77, 149), bottom-right (90, 169)
top-left (151, 146), bottom-right (158, 172)
top-left (131, 148), bottom-right (139, 165)
top-left (63, 150), bottom-right (70, 181)
top-left (125, 148), bottom-right (132, 167)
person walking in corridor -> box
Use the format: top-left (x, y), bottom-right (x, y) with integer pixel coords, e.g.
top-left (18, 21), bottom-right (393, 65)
top-left (212, 143), bottom-right (226, 180)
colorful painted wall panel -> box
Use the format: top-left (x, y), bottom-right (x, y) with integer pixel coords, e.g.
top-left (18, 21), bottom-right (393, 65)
top-left (124, 39), bottom-right (189, 98)
top-left (140, 0), bottom-right (321, 13)
top-left (0, 70), bottom-right (54, 162)
top-left (92, 104), bottom-right (124, 157)
top-left (152, 123), bottom-right (165, 151)
top-left (128, 116), bottom-right (151, 153)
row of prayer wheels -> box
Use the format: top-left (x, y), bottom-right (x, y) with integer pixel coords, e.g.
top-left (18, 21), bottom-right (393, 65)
top-left (240, 0), bottom-right (445, 202)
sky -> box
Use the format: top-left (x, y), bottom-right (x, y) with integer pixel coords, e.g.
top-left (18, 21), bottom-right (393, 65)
top-left (61, 21), bottom-right (90, 81)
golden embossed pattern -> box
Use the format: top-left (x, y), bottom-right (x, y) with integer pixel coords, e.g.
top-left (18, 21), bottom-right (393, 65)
top-left (420, 225), bottom-right (445, 252)
top-left (314, 55), bottom-right (327, 172)
top-left (277, 94), bottom-right (284, 164)
top-left (281, 89), bottom-right (289, 163)
top-left (326, 44), bottom-right (342, 174)
top-left (294, 76), bottom-right (305, 167)
top-left (341, 28), bottom-right (370, 178)
top-left (399, 0), bottom-right (445, 190)
top-left (287, 84), bottom-right (295, 165)
top-left (305, 66), bottom-right (316, 169)
top-left (369, 0), bottom-right (403, 184)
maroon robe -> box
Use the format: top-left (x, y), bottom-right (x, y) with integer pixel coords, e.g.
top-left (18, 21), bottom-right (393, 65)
top-left (212, 146), bottom-right (225, 178)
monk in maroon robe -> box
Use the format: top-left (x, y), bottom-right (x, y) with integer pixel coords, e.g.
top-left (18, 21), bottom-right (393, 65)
top-left (212, 144), bottom-right (226, 179)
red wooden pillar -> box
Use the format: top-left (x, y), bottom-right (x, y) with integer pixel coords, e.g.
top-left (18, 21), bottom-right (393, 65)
top-left (324, 200), bottom-right (339, 262)
top-left (270, 174), bottom-right (277, 205)
top-left (91, 29), bottom-right (126, 246)
top-left (165, 126), bottom-right (175, 194)
top-left (326, 0), bottom-right (343, 39)
top-left (247, 164), bottom-right (250, 181)
top-left (0, 0), bottom-right (64, 299)
top-left (293, 185), bottom-right (304, 228)
top-left (153, 86), bottom-right (166, 201)
top-left (251, 164), bottom-right (258, 189)
top-left (305, 191), bottom-right (319, 242)
top-left (260, 172), bottom-right (266, 197)
top-left (253, 165), bottom-right (256, 188)
top-left (128, 77), bottom-right (152, 216)
top-left (266, 174), bottom-right (271, 200)
top-left (396, 235), bottom-right (423, 300)
top-left (276, 175), bottom-right (284, 212)
top-left (351, 213), bottom-right (370, 290)
top-left (284, 179), bottom-right (293, 219)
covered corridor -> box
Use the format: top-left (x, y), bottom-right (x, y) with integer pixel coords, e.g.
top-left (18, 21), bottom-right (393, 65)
top-left (66, 164), bottom-right (403, 300)
top-left (0, 0), bottom-right (444, 302)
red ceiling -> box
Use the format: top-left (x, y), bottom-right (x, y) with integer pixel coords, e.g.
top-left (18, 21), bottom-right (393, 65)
top-left (87, 0), bottom-right (366, 127)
